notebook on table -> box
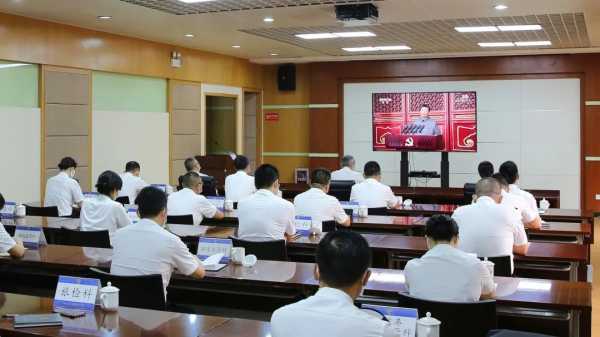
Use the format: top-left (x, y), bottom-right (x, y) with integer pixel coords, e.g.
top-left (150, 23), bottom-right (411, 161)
top-left (14, 313), bottom-right (63, 328)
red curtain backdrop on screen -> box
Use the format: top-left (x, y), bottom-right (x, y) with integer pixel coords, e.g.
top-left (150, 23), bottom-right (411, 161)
top-left (372, 91), bottom-right (477, 152)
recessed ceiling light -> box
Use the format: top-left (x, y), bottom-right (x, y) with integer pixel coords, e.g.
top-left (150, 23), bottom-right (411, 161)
top-left (270, 53), bottom-right (279, 56)
top-left (498, 24), bottom-right (542, 31)
top-left (455, 26), bottom-right (498, 33)
top-left (184, 33), bottom-right (194, 38)
top-left (178, 0), bottom-right (216, 3)
top-left (232, 45), bottom-right (241, 48)
top-left (296, 31), bottom-right (375, 39)
top-left (377, 45), bottom-right (412, 51)
top-left (342, 45), bottom-right (411, 52)
top-left (494, 4), bottom-right (508, 10)
top-left (263, 16), bottom-right (274, 23)
top-left (97, 15), bottom-right (112, 20)
top-left (514, 40), bottom-right (552, 46)
top-left (478, 42), bottom-right (515, 47)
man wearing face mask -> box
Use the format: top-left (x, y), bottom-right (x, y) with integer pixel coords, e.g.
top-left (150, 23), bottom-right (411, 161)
top-left (44, 157), bottom-right (84, 216)
top-left (406, 104), bottom-right (441, 136)
top-left (111, 186), bottom-right (205, 296)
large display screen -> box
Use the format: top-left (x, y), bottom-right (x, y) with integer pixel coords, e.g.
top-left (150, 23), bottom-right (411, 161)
top-left (372, 91), bottom-right (477, 152)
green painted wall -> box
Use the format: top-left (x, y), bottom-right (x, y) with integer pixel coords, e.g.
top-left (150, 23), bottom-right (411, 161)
top-left (0, 61), bottom-right (38, 108)
top-left (92, 72), bottom-right (167, 113)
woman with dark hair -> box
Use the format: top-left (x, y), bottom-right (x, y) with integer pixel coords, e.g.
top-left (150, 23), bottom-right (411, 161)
top-left (44, 157), bottom-right (85, 216)
top-left (81, 171), bottom-right (131, 239)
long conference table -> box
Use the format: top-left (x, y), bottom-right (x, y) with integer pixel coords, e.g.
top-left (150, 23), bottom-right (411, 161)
top-left (0, 245), bottom-right (591, 337)
top-left (0, 216), bottom-right (589, 281)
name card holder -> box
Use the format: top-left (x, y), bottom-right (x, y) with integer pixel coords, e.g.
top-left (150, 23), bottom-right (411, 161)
top-left (207, 196), bottom-right (225, 211)
top-left (340, 201), bottom-right (360, 216)
top-left (294, 216), bottom-right (313, 236)
top-left (83, 192), bottom-right (99, 199)
top-left (362, 305), bottom-right (418, 337)
top-left (197, 237), bottom-right (232, 264)
top-left (127, 208), bottom-right (140, 223)
top-left (14, 226), bottom-right (47, 248)
top-left (0, 201), bottom-right (16, 219)
top-left (53, 276), bottom-right (100, 312)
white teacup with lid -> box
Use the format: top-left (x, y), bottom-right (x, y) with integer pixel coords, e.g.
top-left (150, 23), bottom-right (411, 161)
top-left (416, 312), bottom-right (441, 337)
top-left (100, 282), bottom-right (120, 312)
top-left (539, 198), bottom-right (550, 211)
top-left (15, 204), bottom-right (26, 218)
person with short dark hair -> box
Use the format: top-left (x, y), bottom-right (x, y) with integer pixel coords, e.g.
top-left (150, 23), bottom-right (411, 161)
top-left (237, 164), bottom-right (295, 241)
top-left (272, 230), bottom-right (397, 337)
top-left (492, 173), bottom-right (542, 229)
top-left (294, 168), bottom-right (350, 228)
top-left (81, 171), bottom-right (131, 239)
top-left (499, 161), bottom-right (539, 217)
top-left (118, 161), bottom-right (148, 205)
top-left (405, 104), bottom-right (441, 136)
top-left (331, 155), bottom-right (363, 183)
top-left (168, 172), bottom-right (224, 226)
top-left (404, 215), bottom-right (495, 302)
top-left (349, 161), bottom-right (400, 208)
top-left (452, 178), bottom-right (529, 272)
top-left (224, 155), bottom-right (256, 202)
top-left (478, 161), bottom-right (494, 178)
top-left (111, 186), bottom-right (205, 295)
top-left (0, 193), bottom-right (25, 258)
top-left (44, 156), bottom-right (84, 216)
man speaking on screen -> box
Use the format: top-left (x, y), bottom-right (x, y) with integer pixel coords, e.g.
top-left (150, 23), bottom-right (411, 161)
top-left (407, 104), bottom-right (441, 136)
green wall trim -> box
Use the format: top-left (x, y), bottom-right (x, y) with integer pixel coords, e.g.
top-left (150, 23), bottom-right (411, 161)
top-left (263, 152), bottom-right (339, 158)
top-left (93, 71), bottom-right (167, 113)
top-left (263, 103), bottom-right (339, 110)
top-left (0, 61), bottom-right (38, 108)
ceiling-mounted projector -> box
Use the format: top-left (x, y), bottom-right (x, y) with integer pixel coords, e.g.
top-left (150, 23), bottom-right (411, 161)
top-left (335, 3), bottom-right (379, 26)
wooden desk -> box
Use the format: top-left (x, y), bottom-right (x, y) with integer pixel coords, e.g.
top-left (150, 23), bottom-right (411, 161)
top-left (0, 246), bottom-right (590, 337)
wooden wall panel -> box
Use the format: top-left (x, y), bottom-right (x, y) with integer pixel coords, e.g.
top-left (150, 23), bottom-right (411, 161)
top-left (45, 104), bottom-right (89, 136)
top-left (584, 106), bottom-right (600, 156)
top-left (263, 108), bottom-right (310, 153)
top-left (172, 109), bottom-right (202, 135)
top-left (263, 156), bottom-right (309, 183)
top-left (309, 108), bottom-right (338, 153)
top-left (44, 136), bottom-right (89, 168)
top-left (171, 135), bottom-right (202, 161)
top-left (44, 71), bottom-right (89, 104)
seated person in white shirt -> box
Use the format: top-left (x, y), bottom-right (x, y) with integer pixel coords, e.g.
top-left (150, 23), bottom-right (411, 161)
top-left (452, 178), bottom-right (529, 271)
top-left (44, 157), bottom-right (84, 216)
top-left (237, 164), bottom-right (296, 241)
top-left (81, 170), bottom-right (131, 238)
top-left (404, 215), bottom-right (495, 302)
top-left (500, 161), bottom-right (540, 217)
top-left (272, 230), bottom-right (398, 337)
top-left (294, 168), bottom-right (350, 227)
top-left (331, 155), bottom-right (364, 184)
top-left (118, 161), bottom-right (148, 205)
top-left (350, 161), bottom-right (400, 209)
top-left (492, 173), bottom-right (542, 229)
top-left (225, 155), bottom-right (256, 202)
top-left (184, 157), bottom-right (208, 177)
top-left (167, 172), bottom-right (224, 225)
top-left (0, 193), bottom-right (25, 258)
top-left (111, 186), bottom-right (205, 295)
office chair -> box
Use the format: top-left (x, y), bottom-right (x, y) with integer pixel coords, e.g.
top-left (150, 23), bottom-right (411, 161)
top-left (89, 267), bottom-right (165, 310)
top-left (464, 183), bottom-right (476, 205)
top-left (322, 221), bottom-right (338, 233)
top-left (60, 228), bottom-right (111, 248)
top-left (398, 293), bottom-right (497, 337)
top-left (479, 256), bottom-right (512, 277)
top-left (201, 176), bottom-right (218, 196)
top-left (368, 207), bottom-right (388, 216)
top-left (166, 214), bottom-right (194, 225)
top-left (230, 237), bottom-right (287, 261)
top-left (24, 205), bottom-right (59, 217)
top-left (115, 196), bottom-right (130, 206)
top-left (328, 180), bottom-right (355, 201)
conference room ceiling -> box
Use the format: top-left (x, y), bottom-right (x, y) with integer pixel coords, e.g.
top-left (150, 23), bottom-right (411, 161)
top-left (0, 0), bottom-right (598, 63)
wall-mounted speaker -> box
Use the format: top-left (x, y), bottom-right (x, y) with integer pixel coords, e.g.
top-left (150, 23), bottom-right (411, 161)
top-left (277, 64), bottom-right (296, 91)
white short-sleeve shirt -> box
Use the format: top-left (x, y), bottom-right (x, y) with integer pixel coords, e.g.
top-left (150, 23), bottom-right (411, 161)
top-left (110, 219), bottom-right (200, 295)
top-left (501, 190), bottom-right (538, 224)
top-left (118, 172), bottom-right (149, 205)
top-left (331, 167), bottom-right (364, 184)
top-left (0, 222), bottom-right (16, 253)
top-left (452, 196), bottom-right (528, 266)
top-left (294, 188), bottom-right (349, 224)
top-left (237, 189), bottom-right (296, 241)
top-left (350, 178), bottom-right (398, 208)
top-left (404, 244), bottom-right (495, 302)
top-left (167, 188), bottom-right (218, 225)
top-left (509, 184), bottom-right (539, 215)
top-left (224, 171), bottom-right (256, 202)
top-left (44, 171), bottom-right (84, 216)
top-left (81, 194), bottom-right (131, 238)
top-left (272, 287), bottom-right (392, 337)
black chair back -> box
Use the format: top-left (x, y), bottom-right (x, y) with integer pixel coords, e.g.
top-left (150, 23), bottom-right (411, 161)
top-left (201, 176), bottom-right (218, 196)
top-left (368, 207), bottom-right (388, 216)
top-left (167, 214), bottom-right (194, 225)
top-left (230, 237), bottom-right (287, 261)
top-left (322, 221), bottom-right (337, 233)
top-left (177, 175), bottom-right (184, 191)
top-left (89, 267), bottom-right (165, 310)
top-left (398, 293), bottom-right (497, 337)
top-left (61, 228), bottom-right (111, 248)
top-left (115, 196), bottom-right (130, 206)
top-left (25, 205), bottom-right (59, 217)
top-left (479, 256), bottom-right (512, 277)
top-left (464, 183), bottom-right (476, 205)
top-left (328, 180), bottom-right (355, 202)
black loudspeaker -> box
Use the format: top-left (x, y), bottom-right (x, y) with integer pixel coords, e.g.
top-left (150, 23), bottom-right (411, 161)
top-left (277, 64), bottom-right (296, 91)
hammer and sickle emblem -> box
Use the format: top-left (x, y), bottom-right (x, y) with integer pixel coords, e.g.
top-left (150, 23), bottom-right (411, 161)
top-left (405, 137), bottom-right (414, 147)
